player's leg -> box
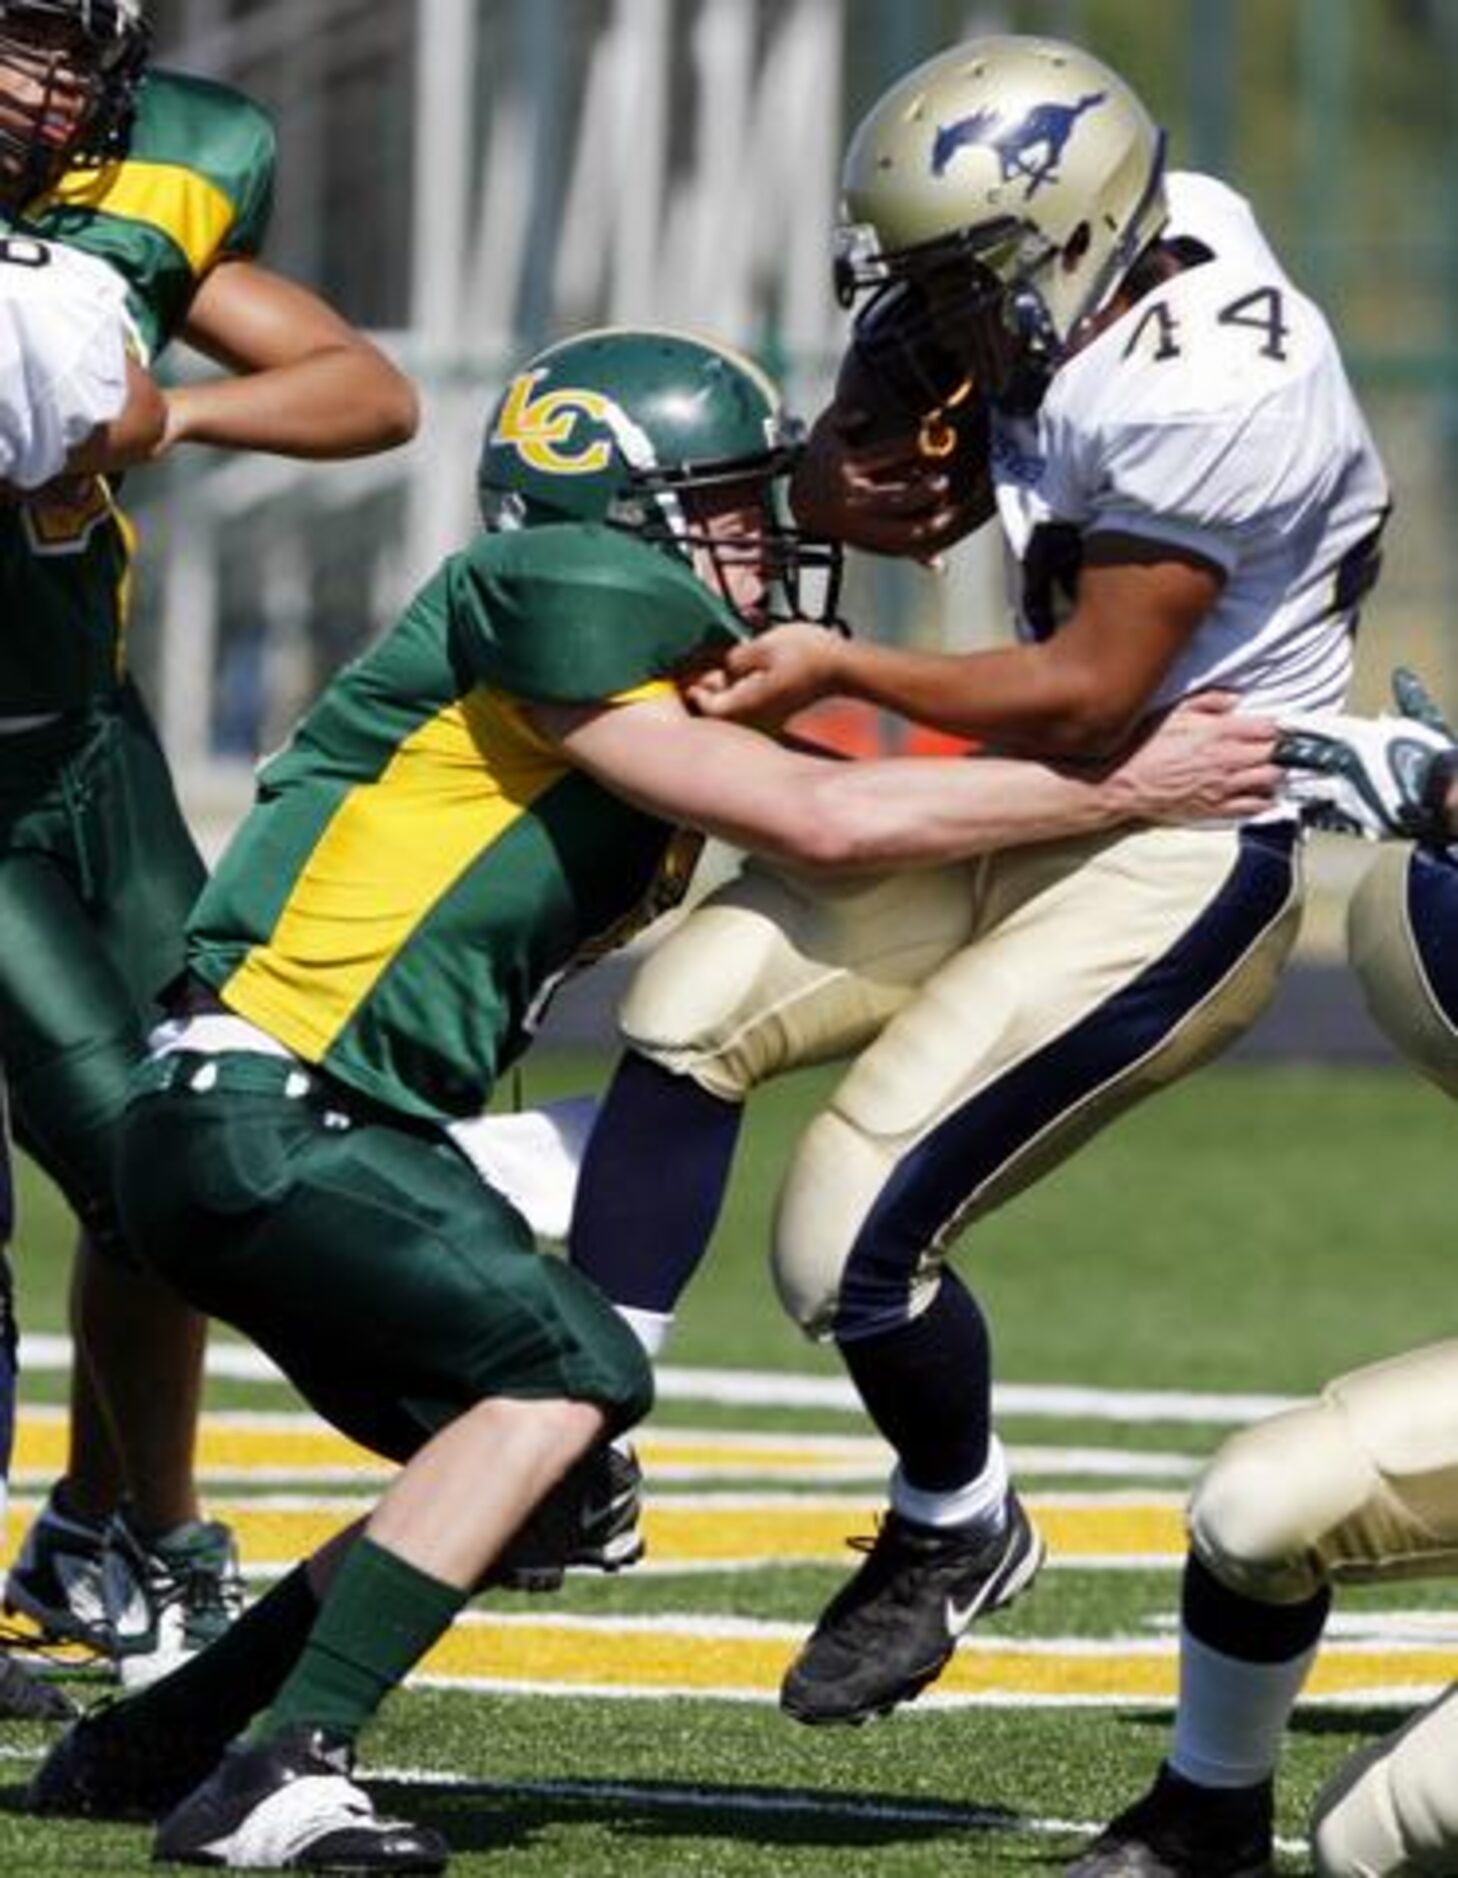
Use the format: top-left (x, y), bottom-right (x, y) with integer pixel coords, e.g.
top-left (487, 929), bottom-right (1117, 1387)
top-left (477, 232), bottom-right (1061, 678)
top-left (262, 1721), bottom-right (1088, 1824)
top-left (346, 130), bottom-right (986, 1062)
top-left (0, 843), bottom-right (160, 1648)
top-left (573, 859), bottom-right (976, 1352)
top-left (564, 861), bottom-right (974, 1575)
top-left (1068, 1341), bottom-right (1458, 1877)
top-left (0, 702), bottom-right (235, 1680)
top-left (1293, 845), bottom-right (1458, 1877)
top-left (1310, 1682), bottom-right (1458, 1876)
top-left (0, 1080), bottom-right (76, 1721)
top-left (1348, 840), bottom-right (1458, 1097)
top-left (75, 684), bottom-right (217, 1553)
top-left (772, 822), bottom-right (1301, 1727)
top-left (39, 1056), bottom-right (649, 1869)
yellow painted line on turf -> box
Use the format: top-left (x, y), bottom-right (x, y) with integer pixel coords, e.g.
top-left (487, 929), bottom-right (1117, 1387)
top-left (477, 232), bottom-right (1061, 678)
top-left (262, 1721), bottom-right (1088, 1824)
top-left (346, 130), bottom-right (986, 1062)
top-left (7, 1413), bottom-right (1196, 1485)
top-left (11, 1414), bottom-right (382, 1478)
top-left (0, 1495), bottom-right (1190, 1568)
top-left (405, 1620), bottom-right (1458, 1705)
top-left (12, 1414), bottom-right (897, 1479)
top-left (3, 1496), bottom-right (1189, 1568)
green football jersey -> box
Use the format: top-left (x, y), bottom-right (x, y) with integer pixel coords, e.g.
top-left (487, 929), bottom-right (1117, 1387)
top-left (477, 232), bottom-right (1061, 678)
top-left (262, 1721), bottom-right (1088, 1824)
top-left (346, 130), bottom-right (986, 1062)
top-left (188, 526), bottom-right (749, 1121)
top-left (0, 72), bottom-right (275, 713)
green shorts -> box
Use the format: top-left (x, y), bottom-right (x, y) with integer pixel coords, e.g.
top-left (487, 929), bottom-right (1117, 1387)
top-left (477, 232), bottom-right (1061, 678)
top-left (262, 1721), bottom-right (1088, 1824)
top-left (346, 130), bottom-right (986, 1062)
top-left (0, 683), bottom-right (205, 1255)
top-left (115, 1051), bottom-right (653, 1460)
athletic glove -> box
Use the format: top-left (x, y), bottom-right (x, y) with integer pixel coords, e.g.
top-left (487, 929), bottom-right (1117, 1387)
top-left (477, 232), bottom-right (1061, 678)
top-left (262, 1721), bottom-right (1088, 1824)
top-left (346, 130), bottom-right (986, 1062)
top-left (1277, 668), bottom-right (1458, 843)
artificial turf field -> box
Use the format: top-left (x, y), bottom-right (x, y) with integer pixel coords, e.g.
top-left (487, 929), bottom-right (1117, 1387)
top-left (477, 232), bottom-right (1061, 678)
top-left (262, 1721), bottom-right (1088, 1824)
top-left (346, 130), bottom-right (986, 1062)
top-left (2, 1051), bottom-right (1455, 1874)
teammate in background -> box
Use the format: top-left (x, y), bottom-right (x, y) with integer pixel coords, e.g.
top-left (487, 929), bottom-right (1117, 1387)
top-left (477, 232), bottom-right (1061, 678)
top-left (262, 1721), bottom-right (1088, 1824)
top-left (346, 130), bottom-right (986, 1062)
top-left (20, 326), bottom-right (1286, 1873)
top-left (0, 0), bottom-right (418, 1686)
top-left (0, 226), bottom-right (167, 1720)
top-left (1066, 694), bottom-right (1458, 1878)
top-left (567, 33), bottom-right (1395, 1732)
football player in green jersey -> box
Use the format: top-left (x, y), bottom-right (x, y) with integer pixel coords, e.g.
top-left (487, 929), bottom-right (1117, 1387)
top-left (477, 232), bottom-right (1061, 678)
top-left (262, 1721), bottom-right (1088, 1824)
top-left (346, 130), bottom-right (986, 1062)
top-left (25, 325), bottom-right (1279, 1872)
top-left (0, 0), bottom-right (418, 1689)
top-left (0, 223), bottom-right (167, 1721)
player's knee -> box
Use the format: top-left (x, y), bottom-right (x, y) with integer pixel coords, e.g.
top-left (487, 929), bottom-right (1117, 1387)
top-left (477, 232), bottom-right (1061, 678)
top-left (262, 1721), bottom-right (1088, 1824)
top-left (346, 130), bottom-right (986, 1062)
top-left (1311, 1684), bottom-right (1458, 1875)
top-left (770, 1109), bottom-right (916, 1342)
top-left (1348, 845), bottom-right (1458, 1098)
top-left (620, 926), bottom-right (783, 1102)
top-left (1190, 1405), bottom-right (1363, 1603)
top-left (593, 1320), bottom-right (655, 1434)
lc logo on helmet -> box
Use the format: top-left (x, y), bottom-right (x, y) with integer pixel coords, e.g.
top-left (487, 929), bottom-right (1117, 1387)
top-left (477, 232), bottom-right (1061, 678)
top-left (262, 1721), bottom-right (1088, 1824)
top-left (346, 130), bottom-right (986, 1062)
top-left (932, 93), bottom-right (1106, 198)
top-left (493, 371), bottom-right (614, 475)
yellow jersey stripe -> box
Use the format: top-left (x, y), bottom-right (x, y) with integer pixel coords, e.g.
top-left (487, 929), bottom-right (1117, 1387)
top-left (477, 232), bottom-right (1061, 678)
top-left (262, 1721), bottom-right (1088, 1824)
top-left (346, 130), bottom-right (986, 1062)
top-left (223, 691), bottom-right (565, 1058)
top-left (38, 159), bottom-right (237, 276)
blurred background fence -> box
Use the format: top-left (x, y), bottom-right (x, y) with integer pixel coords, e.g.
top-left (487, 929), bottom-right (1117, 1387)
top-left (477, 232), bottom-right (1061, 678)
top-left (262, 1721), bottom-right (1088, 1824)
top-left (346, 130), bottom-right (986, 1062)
top-left (131, 0), bottom-right (1458, 984)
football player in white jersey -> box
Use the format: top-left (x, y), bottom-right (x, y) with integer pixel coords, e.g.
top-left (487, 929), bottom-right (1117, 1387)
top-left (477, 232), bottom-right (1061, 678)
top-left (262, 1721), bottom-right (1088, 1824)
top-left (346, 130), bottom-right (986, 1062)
top-left (565, 32), bottom-right (1396, 1741)
top-left (1062, 775), bottom-right (1458, 1878)
top-left (0, 227), bottom-right (161, 1720)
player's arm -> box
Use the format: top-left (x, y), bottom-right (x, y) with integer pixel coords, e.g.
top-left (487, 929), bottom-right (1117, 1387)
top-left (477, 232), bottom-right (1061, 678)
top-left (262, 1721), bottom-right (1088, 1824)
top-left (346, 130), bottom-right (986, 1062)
top-left (160, 258), bottom-right (418, 459)
top-left (529, 689), bottom-right (1276, 876)
top-left (688, 536), bottom-right (1223, 759)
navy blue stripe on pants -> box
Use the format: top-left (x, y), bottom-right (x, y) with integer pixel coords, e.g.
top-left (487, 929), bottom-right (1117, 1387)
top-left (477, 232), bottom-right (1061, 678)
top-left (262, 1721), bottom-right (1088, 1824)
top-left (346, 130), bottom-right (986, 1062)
top-left (834, 824), bottom-right (1298, 1337)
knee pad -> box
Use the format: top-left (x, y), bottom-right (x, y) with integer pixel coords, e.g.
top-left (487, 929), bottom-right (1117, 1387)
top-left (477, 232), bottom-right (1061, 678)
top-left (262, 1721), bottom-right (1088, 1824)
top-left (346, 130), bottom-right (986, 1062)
top-left (1312, 1683), bottom-right (1458, 1876)
top-left (1348, 845), bottom-right (1458, 1098)
top-left (1193, 1343), bottom-right (1458, 1603)
top-left (772, 1107), bottom-right (943, 1343)
top-left (621, 865), bottom-right (970, 1101)
top-left (1191, 1398), bottom-right (1374, 1604)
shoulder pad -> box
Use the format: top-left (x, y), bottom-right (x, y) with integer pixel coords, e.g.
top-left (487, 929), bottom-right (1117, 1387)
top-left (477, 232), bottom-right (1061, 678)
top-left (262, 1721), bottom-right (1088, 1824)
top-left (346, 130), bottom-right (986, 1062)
top-left (450, 525), bottom-right (745, 704)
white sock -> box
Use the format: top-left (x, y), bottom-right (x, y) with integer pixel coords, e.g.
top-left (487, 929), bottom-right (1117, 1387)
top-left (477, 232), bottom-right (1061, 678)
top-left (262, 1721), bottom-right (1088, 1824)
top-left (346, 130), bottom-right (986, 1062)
top-left (616, 1305), bottom-right (674, 1359)
top-left (1170, 1628), bottom-right (1320, 1789)
top-left (890, 1437), bottom-right (1009, 1533)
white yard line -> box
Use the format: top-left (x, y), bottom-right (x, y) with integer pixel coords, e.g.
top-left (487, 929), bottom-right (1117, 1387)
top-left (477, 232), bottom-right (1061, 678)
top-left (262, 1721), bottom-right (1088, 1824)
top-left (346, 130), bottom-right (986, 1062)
top-left (17, 1339), bottom-right (1299, 1423)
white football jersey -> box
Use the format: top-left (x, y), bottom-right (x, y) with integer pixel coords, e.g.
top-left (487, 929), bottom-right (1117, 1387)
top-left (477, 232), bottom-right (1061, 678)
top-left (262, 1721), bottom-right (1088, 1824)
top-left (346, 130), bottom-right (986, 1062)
top-left (0, 234), bottom-right (135, 490)
top-left (992, 170), bottom-right (1389, 718)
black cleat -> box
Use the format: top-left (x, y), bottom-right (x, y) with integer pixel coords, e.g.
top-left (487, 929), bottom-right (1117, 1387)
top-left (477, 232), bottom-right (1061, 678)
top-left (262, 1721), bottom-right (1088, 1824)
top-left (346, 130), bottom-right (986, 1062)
top-left (152, 1724), bottom-right (449, 1872)
top-left (0, 1651), bottom-right (76, 1722)
top-left (486, 1439), bottom-right (645, 1594)
top-left (4, 1487), bottom-right (109, 1648)
top-left (29, 1699), bottom-right (225, 1820)
top-left (780, 1491), bottom-right (1044, 1726)
top-left (1063, 1764), bottom-right (1274, 1877)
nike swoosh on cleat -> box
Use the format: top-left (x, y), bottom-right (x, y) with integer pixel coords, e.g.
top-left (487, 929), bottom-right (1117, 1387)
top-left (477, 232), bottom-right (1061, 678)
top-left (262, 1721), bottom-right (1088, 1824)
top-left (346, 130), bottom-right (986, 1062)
top-left (944, 1592), bottom-right (989, 1633)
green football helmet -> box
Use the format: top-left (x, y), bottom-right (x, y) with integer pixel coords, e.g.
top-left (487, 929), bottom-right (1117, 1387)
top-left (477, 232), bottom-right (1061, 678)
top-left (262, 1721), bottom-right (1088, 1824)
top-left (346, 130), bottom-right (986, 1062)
top-left (835, 35), bottom-right (1168, 404)
top-left (0, 0), bottom-right (151, 207)
top-left (477, 326), bottom-right (842, 628)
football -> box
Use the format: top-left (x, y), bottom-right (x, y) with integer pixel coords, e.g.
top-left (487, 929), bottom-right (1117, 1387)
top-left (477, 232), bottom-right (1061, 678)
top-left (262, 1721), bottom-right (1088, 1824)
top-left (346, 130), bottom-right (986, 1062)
top-left (790, 293), bottom-right (994, 558)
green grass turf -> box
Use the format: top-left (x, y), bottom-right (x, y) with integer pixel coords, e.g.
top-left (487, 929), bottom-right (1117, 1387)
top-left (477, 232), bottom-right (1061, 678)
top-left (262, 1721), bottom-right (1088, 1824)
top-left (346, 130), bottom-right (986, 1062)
top-left (5, 1056), bottom-right (1454, 1873)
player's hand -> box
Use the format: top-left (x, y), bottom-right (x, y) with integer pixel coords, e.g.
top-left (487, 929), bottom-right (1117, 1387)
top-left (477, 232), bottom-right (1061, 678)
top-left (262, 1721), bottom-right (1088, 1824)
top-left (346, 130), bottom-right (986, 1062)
top-left (790, 326), bottom-right (994, 561)
top-left (1106, 692), bottom-right (1281, 824)
top-left (683, 622), bottom-right (849, 723)
top-left (791, 405), bottom-right (986, 562)
top-left (1276, 669), bottom-right (1458, 843)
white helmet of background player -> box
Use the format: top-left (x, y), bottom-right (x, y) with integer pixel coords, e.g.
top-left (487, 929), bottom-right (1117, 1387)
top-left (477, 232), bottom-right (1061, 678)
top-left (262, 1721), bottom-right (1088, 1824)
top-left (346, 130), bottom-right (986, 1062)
top-left (834, 35), bottom-right (1168, 401)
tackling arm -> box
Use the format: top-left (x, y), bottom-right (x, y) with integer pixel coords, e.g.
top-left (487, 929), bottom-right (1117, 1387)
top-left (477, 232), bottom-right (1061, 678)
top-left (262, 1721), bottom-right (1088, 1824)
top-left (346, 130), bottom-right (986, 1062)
top-left (531, 689), bottom-right (1277, 876)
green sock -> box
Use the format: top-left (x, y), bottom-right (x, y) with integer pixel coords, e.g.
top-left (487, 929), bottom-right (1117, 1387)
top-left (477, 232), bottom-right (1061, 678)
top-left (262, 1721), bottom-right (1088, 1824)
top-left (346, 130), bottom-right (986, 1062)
top-left (99, 1563), bottom-right (318, 1750)
top-left (251, 1538), bottom-right (466, 1746)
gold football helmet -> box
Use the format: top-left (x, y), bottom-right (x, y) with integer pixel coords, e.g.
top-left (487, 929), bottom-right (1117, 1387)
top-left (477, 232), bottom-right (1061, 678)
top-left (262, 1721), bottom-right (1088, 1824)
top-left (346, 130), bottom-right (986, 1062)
top-left (836, 35), bottom-right (1168, 395)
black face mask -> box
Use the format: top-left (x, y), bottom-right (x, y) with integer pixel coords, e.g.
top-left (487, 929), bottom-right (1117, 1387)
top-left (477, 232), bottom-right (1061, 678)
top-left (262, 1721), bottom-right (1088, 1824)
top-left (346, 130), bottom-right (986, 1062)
top-left (851, 275), bottom-right (1051, 420)
top-left (0, 8), bottom-right (148, 209)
